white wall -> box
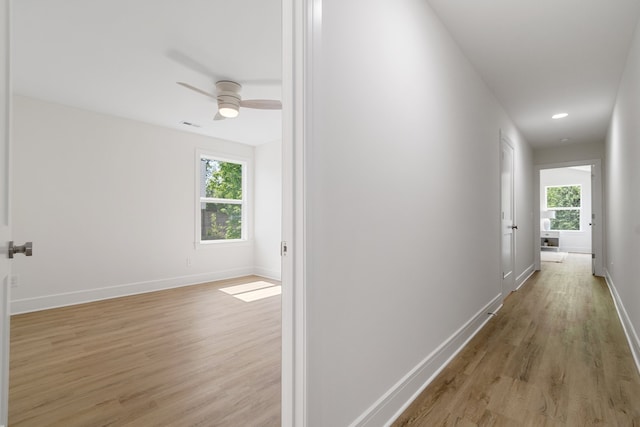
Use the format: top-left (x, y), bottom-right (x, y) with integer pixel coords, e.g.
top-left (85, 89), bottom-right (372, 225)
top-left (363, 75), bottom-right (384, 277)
top-left (303, 1), bottom-right (534, 425)
top-left (605, 18), bottom-right (640, 371)
top-left (11, 95), bottom-right (257, 313)
top-left (254, 139), bottom-right (282, 279)
top-left (534, 141), bottom-right (605, 165)
top-left (540, 167), bottom-right (592, 253)
top-left (515, 136), bottom-right (535, 287)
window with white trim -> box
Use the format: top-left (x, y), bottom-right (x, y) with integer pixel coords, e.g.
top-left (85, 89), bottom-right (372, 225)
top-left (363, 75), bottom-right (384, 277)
top-left (198, 155), bottom-right (246, 242)
top-left (545, 184), bottom-right (581, 231)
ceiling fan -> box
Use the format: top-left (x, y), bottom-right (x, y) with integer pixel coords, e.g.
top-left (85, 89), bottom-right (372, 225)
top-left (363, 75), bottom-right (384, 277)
top-left (177, 80), bottom-right (282, 120)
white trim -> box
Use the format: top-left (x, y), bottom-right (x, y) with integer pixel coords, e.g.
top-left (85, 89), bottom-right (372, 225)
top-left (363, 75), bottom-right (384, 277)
top-left (10, 267), bottom-right (255, 315)
top-left (558, 246), bottom-right (591, 254)
top-left (534, 159), bottom-right (604, 276)
top-left (349, 294), bottom-right (504, 427)
top-left (1, 1), bottom-right (11, 424)
top-left (516, 263), bottom-right (535, 290)
top-left (604, 270), bottom-right (640, 375)
top-left (281, 0), bottom-right (312, 425)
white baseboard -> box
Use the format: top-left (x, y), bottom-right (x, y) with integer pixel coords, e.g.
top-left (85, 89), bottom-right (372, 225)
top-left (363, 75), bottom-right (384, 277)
top-left (604, 269), bottom-right (640, 375)
top-left (253, 266), bottom-right (281, 281)
top-left (516, 264), bottom-right (535, 290)
top-left (10, 267), bottom-right (255, 315)
top-left (559, 246), bottom-right (590, 254)
top-left (349, 294), bottom-right (503, 427)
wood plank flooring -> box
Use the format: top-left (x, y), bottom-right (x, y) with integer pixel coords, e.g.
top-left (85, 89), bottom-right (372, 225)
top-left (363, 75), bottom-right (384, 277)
top-left (9, 275), bottom-right (281, 427)
top-left (394, 253), bottom-right (640, 426)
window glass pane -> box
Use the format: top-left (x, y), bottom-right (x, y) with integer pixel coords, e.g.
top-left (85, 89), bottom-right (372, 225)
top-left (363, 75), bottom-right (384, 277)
top-left (546, 185), bottom-right (580, 208)
top-left (201, 158), bottom-right (242, 199)
top-left (550, 209), bottom-right (580, 231)
top-left (201, 203), bottom-right (242, 240)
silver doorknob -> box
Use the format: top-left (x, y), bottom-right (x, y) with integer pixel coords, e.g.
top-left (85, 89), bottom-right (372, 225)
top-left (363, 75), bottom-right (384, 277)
top-left (8, 241), bottom-right (33, 258)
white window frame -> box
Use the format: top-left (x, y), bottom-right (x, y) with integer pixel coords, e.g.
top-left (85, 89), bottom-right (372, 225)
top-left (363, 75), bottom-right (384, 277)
top-left (196, 150), bottom-right (249, 245)
top-left (545, 184), bottom-right (582, 232)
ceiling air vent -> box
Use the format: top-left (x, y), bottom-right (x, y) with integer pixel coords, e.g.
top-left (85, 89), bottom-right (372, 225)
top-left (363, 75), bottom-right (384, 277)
top-left (180, 121), bottom-right (201, 128)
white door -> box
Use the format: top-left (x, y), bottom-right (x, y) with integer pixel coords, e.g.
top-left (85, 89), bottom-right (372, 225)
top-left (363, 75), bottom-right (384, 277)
top-left (0, 0), bottom-right (11, 424)
top-left (501, 135), bottom-right (516, 298)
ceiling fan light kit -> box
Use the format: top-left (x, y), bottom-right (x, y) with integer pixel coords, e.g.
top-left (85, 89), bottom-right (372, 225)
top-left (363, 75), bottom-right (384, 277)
top-left (177, 79), bottom-right (282, 120)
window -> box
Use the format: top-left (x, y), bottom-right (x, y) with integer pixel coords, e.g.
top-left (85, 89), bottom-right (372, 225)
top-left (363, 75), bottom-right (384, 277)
top-left (545, 185), bottom-right (581, 231)
top-left (198, 155), bottom-right (246, 242)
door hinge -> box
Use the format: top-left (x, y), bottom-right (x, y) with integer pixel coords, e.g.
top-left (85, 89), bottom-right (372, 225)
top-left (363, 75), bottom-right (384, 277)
top-left (281, 241), bottom-right (288, 256)
top-left (592, 253), bottom-right (596, 259)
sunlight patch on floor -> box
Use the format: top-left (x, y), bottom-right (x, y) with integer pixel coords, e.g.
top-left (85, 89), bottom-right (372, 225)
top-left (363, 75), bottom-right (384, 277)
top-left (220, 281), bottom-right (282, 302)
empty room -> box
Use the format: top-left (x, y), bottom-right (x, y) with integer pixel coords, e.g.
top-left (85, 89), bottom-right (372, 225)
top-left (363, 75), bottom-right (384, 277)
top-left (2, 1), bottom-right (640, 427)
top-left (4, 0), bottom-right (284, 425)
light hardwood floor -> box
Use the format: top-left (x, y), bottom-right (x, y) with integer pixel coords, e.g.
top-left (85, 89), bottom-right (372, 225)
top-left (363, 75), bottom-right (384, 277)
top-left (9, 276), bottom-right (281, 427)
top-left (394, 253), bottom-right (640, 426)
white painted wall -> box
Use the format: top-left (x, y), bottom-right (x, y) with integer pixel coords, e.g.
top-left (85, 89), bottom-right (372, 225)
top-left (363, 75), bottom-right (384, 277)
top-left (11, 95), bottom-right (257, 313)
top-left (515, 136), bottom-right (535, 287)
top-left (540, 168), bottom-right (592, 253)
top-left (533, 141), bottom-right (604, 165)
top-left (605, 18), bottom-right (640, 371)
top-left (304, 1), bottom-right (534, 425)
top-left (254, 139), bottom-right (282, 280)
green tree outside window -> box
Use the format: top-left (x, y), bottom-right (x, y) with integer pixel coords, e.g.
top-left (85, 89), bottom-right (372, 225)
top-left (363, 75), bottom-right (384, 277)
top-left (546, 185), bottom-right (581, 231)
top-left (201, 159), bottom-right (243, 240)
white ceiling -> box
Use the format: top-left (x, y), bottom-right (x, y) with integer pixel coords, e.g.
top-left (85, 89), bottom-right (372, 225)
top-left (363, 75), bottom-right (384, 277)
top-left (427, 0), bottom-right (640, 148)
top-left (13, 0), bottom-right (282, 146)
top-left (13, 2), bottom-right (640, 149)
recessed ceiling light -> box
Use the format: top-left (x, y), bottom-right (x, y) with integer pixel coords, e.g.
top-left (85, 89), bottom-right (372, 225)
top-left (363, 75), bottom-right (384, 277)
top-left (552, 113), bottom-right (569, 119)
top-left (560, 138), bottom-right (570, 143)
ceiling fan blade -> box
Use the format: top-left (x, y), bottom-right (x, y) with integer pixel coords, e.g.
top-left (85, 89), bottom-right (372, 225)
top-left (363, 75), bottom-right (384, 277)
top-left (213, 112), bottom-right (226, 121)
top-left (239, 99), bottom-right (282, 110)
top-left (177, 82), bottom-right (217, 100)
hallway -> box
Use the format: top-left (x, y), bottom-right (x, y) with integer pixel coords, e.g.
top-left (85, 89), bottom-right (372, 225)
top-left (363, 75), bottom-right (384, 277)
top-left (394, 254), bottom-right (640, 425)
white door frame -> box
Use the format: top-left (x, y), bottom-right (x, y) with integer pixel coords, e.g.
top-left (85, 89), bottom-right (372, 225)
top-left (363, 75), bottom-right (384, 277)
top-left (281, 0), bottom-right (313, 425)
top-left (0, 0), bottom-right (10, 424)
top-left (533, 159), bottom-right (604, 276)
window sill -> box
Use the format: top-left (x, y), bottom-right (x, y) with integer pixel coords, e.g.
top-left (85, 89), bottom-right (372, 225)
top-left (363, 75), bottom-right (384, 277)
top-left (197, 239), bottom-right (251, 249)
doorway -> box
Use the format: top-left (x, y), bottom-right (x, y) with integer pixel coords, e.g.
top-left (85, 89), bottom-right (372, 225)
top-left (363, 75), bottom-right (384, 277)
top-left (535, 160), bottom-right (603, 276)
top-left (6, 1), bottom-right (289, 425)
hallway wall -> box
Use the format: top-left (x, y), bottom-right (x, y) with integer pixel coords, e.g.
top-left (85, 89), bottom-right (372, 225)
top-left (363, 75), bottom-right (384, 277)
top-left (533, 141), bottom-right (604, 165)
top-left (605, 18), bottom-right (640, 371)
top-left (304, 1), bottom-right (534, 425)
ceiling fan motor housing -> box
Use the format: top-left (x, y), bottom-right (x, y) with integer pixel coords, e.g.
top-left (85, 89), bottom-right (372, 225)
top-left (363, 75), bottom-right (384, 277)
top-left (216, 81), bottom-right (242, 108)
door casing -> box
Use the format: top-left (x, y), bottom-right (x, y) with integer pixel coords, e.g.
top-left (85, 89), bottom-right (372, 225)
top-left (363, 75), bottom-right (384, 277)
top-left (533, 159), bottom-right (604, 276)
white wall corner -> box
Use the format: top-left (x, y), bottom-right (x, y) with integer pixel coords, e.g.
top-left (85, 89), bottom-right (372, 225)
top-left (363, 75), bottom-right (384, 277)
top-left (348, 294), bottom-right (503, 427)
top-left (516, 264), bottom-right (535, 291)
top-left (10, 267), bottom-right (255, 315)
top-left (254, 266), bottom-right (282, 282)
top-left (604, 270), bottom-right (640, 376)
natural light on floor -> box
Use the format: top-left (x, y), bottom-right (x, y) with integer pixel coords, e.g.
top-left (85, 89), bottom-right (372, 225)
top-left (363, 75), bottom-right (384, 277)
top-left (219, 281), bottom-right (282, 302)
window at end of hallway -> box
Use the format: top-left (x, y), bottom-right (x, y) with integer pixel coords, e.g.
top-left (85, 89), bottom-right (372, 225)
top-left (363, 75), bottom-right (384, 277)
top-left (545, 184), bottom-right (581, 231)
top-left (198, 154), bottom-right (246, 243)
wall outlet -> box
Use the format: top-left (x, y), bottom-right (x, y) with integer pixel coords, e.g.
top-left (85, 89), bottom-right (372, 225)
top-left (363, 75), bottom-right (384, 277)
top-left (10, 275), bottom-right (19, 288)
top-left (186, 257), bottom-right (192, 267)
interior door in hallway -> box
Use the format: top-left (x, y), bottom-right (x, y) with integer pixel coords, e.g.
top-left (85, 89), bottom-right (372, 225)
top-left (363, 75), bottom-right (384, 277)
top-left (500, 135), bottom-right (516, 298)
top-left (0, 1), bottom-right (11, 424)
